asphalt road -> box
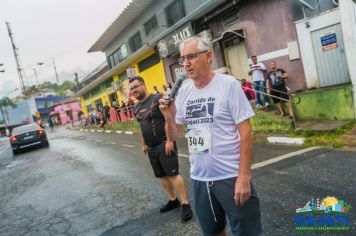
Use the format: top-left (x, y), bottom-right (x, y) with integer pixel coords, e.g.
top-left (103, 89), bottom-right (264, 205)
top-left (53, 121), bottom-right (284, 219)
top-left (0, 126), bottom-right (355, 235)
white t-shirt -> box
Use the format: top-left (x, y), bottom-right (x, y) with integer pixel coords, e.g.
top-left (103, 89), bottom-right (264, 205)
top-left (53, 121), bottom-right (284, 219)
top-left (175, 73), bottom-right (255, 181)
top-left (250, 62), bottom-right (266, 82)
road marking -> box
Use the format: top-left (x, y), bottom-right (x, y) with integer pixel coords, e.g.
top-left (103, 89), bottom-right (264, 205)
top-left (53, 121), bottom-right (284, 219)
top-left (125, 131), bottom-right (133, 135)
top-left (122, 144), bottom-right (135, 148)
top-left (105, 130), bottom-right (112, 133)
top-left (84, 129), bottom-right (89, 132)
top-left (116, 131), bottom-right (122, 134)
top-left (80, 129), bottom-right (83, 131)
top-left (97, 130), bottom-right (103, 133)
top-left (251, 147), bottom-right (320, 169)
top-left (110, 142), bottom-right (116, 145)
top-left (90, 130), bottom-right (95, 132)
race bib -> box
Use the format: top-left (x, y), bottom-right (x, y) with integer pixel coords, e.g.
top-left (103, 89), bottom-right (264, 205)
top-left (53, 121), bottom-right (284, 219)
top-left (186, 127), bottom-right (211, 154)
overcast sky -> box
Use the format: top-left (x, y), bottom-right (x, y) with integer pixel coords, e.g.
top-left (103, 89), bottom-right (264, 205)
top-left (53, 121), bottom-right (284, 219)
top-left (0, 0), bottom-right (131, 98)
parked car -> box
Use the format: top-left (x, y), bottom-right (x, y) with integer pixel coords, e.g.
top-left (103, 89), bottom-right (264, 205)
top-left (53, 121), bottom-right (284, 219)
top-left (10, 123), bottom-right (49, 155)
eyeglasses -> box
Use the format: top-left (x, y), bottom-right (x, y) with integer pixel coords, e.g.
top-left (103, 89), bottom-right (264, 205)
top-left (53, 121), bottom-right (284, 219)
top-left (178, 51), bottom-right (208, 65)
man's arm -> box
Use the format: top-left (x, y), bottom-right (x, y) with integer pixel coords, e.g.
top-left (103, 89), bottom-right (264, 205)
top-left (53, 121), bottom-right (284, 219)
top-left (234, 119), bottom-right (253, 206)
top-left (140, 133), bottom-right (148, 155)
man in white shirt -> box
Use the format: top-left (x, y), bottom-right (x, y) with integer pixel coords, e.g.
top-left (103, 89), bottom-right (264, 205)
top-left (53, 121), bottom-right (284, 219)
top-left (159, 37), bottom-right (262, 236)
top-left (248, 55), bottom-right (269, 108)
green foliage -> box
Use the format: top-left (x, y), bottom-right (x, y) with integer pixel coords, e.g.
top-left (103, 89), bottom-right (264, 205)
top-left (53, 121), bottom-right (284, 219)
top-left (251, 110), bottom-right (293, 133)
top-left (0, 120), bottom-right (4, 125)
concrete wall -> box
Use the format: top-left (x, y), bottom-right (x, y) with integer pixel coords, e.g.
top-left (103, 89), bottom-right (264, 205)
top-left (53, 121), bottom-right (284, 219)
top-left (340, 0), bottom-right (356, 118)
top-left (295, 8), bottom-right (341, 89)
top-left (228, 0), bottom-right (307, 92)
top-left (293, 85), bottom-right (355, 121)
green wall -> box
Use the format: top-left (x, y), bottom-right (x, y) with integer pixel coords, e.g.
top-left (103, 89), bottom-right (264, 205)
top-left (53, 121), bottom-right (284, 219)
top-left (293, 85), bottom-right (355, 121)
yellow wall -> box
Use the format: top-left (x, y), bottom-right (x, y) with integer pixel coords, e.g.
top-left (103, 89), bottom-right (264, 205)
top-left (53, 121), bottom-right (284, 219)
top-left (80, 52), bottom-right (167, 115)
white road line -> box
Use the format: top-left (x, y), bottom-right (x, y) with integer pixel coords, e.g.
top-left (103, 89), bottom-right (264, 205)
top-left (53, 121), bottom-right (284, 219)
top-left (110, 142), bottom-right (116, 145)
top-left (90, 130), bottom-right (95, 132)
top-left (125, 131), bottom-right (133, 135)
top-left (251, 147), bottom-right (320, 169)
top-left (80, 129), bottom-right (83, 131)
top-left (97, 130), bottom-right (103, 133)
top-left (116, 131), bottom-right (122, 134)
top-left (105, 130), bottom-right (112, 133)
top-left (122, 144), bottom-right (135, 148)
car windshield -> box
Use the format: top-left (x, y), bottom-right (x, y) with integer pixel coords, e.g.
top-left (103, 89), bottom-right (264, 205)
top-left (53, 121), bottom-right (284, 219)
top-left (12, 124), bottom-right (41, 136)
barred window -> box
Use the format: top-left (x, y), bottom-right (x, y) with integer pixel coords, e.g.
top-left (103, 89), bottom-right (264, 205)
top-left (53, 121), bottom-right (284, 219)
top-left (129, 32), bottom-right (142, 53)
top-left (165, 0), bottom-right (185, 26)
top-left (144, 16), bottom-right (158, 35)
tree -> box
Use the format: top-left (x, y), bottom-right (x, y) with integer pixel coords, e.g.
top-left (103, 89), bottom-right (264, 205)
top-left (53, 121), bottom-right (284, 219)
top-left (0, 96), bottom-right (17, 124)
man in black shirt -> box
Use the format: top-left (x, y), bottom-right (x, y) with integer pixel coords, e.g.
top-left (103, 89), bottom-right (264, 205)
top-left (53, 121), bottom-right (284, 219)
top-left (266, 61), bottom-right (293, 117)
top-left (128, 76), bottom-right (193, 222)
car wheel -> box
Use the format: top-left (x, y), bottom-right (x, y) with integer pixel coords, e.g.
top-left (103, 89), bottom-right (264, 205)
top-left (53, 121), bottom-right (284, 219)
top-left (43, 141), bottom-right (50, 147)
top-left (12, 149), bottom-right (20, 155)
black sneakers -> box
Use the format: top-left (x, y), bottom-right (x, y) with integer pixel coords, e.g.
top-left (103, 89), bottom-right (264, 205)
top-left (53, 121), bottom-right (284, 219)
top-left (181, 203), bottom-right (193, 221)
top-left (160, 198), bottom-right (181, 213)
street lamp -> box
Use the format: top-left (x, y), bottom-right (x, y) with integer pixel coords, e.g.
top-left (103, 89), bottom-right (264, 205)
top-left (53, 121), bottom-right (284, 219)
top-left (0, 63), bottom-right (4, 73)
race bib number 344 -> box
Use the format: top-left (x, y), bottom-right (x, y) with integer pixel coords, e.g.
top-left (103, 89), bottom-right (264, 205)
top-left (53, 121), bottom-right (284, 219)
top-left (186, 127), bottom-right (211, 154)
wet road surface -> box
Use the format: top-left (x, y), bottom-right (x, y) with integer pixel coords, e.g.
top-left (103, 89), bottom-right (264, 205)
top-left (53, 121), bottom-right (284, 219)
top-left (0, 126), bottom-right (355, 235)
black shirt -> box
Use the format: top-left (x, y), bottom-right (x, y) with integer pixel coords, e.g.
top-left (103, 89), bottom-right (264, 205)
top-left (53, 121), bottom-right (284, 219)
top-left (267, 68), bottom-right (287, 88)
top-left (134, 94), bottom-right (166, 147)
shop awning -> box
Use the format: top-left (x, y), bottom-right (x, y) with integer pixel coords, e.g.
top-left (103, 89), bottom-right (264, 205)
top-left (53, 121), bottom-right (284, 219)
top-left (212, 28), bottom-right (245, 43)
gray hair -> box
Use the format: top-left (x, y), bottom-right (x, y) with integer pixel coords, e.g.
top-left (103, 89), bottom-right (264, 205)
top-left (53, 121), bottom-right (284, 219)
top-left (179, 36), bottom-right (213, 54)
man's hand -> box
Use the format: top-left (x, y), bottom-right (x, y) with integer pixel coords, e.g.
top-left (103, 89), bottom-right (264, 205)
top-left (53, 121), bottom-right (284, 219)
top-left (159, 96), bottom-right (176, 120)
top-left (165, 141), bottom-right (174, 156)
top-left (234, 175), bottom-right (251, 206)
top-left (142, 145), bottom-right (148, 155)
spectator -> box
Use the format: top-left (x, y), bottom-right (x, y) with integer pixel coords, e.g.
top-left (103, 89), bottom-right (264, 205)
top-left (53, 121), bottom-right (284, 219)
top-left (129, 76), bottom-right (193, 221)
top-left (241, 79), bottom-right (255, 101)
top-left (249, 55), bottom-right (269, 108)
top-left (153, 86), bottom-right (162, 96)
top-left (266, 61), bottom-right (293, 117)
top-left (121, 101), bottom-right (127, 118)
top-left (102, 102), bottom-right (111, 124)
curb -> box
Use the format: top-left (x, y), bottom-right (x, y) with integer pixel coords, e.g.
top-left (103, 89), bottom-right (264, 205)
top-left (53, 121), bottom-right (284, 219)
top-left (76, 128), bottom-right (134, 135)
top-left (267, 137), bottom-right (305, 145)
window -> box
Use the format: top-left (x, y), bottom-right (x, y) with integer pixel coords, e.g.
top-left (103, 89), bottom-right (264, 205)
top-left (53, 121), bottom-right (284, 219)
top-left (138, 53), bottom-right (160, 72)
top-left (107, 44), bottom-right (128, 69)
top-left (165, 0), bottom-right (185, 26)
top-left (219, 7), bottom-right (240, 30)
top-left (144, 16), bottom-right (158, 35)
top-left (104, 77), bottom-right (114, 89)
top-left (119, 71), bottom-right (127, 82)
top-left (129, 32), bottom-right (142, 53)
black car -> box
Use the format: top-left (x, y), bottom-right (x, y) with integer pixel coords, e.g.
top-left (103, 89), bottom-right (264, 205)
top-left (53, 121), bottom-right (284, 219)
top-left (10, 123), bottom-right (49, 155)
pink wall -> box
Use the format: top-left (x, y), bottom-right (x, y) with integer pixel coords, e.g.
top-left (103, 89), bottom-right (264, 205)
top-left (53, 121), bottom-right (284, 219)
top-left (54, 101), bottom-right (81, 124)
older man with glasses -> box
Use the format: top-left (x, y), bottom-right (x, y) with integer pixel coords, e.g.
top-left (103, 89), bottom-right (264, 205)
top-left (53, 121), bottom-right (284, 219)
top-left (159, 36), bottom-right (262, 236)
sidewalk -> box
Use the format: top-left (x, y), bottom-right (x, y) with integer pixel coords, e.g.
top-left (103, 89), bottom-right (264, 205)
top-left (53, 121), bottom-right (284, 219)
top-left (338, 127), bottom-right (356, 151)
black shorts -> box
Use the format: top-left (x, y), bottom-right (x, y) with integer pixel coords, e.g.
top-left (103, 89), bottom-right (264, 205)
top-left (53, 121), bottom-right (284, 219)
top-left (147, 143), bottom-right (179, 178)
top-left (271, 86), bottom-right (289, 103)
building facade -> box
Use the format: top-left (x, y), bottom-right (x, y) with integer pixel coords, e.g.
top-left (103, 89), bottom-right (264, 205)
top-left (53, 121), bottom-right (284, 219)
top-left (79, 0), bottom-right (355, 122)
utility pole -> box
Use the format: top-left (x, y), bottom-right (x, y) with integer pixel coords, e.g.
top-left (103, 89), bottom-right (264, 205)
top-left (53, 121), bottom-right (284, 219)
top-left (6, 22), bottom-right (26, 94)
top-left (33, 68), bottom-right (39, 86)
top-left (52, 58), bottom-right (60, 85)
top-left (74, 72), bottom-right (79, 92)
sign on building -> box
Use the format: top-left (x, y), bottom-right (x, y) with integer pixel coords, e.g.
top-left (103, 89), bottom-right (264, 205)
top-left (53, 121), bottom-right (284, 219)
top-left (321, 32), bottom-right (338, 51)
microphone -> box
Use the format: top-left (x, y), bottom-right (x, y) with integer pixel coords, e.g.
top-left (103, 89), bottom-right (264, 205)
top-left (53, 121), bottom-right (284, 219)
top-left (164, 73), bottom-right (187, 105)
